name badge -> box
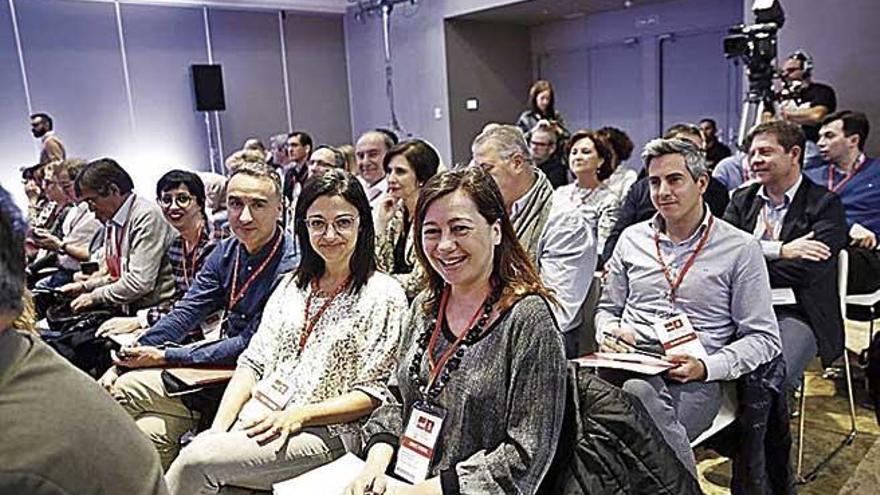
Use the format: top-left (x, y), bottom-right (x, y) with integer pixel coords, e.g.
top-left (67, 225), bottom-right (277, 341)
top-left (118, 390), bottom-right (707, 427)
top-left (394, 401), bottom-right (446, 484)
top-left (253, 372), bottom-right (296, 411)
top-left (653, 313), bottom-right (708, 360)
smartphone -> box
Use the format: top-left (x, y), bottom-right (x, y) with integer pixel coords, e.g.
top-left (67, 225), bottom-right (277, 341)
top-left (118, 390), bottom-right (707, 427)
top-left (81, 261), bottom-right (99, 275)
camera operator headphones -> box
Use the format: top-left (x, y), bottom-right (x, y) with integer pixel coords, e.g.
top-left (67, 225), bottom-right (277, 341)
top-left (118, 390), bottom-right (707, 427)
top-left (788, 49), bottom-right (814, 77)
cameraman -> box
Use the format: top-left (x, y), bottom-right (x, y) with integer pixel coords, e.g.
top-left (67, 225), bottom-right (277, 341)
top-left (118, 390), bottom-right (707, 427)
top-left (771, 50), bottom-right (837, 169)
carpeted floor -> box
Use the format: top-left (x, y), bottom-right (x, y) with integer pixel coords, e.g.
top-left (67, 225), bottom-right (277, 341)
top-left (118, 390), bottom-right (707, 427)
top-left (696, 319), bottom-right (879, 494)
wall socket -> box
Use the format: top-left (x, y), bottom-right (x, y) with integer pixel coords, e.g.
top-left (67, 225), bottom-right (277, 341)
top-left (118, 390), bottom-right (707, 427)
top-left (466, 98), bottom-right (479, 111)
top-left (433, 106), bottom-right (443, 120)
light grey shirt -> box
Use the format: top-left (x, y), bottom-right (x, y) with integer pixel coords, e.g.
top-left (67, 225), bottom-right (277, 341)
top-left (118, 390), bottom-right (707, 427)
top-left (596, 209), bottom-right (781, 381)
top-left (512, 179), bottom-right (597, 334)
top-left (752, 175), bottom-right (803, 259)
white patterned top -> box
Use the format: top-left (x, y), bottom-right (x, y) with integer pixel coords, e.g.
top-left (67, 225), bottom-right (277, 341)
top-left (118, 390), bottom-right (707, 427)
top-left (553, 181), bottom-right (622, 253)
top-left (237, 271), bottom-right (408, 439)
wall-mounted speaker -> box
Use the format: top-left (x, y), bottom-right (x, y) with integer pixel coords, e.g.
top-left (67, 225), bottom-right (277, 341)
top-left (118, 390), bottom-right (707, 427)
top-left (191, 64), bottom-right (226, 112)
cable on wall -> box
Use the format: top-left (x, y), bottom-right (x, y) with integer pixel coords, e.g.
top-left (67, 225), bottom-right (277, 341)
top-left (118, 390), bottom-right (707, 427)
top-left (278, 11), bottom-right (293, 132)
top-left (203, 6), bottom-right (224, 171)
top-left (114, 1), bottom-right (136, 134)
top-left (8, 0), bottom-right (33, 121)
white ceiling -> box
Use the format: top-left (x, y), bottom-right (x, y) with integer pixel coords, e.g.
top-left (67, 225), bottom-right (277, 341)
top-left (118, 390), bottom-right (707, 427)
top-left (456, 0), bottom-right (679, 26)
top-left (77, 0), bottom-right (350, 14)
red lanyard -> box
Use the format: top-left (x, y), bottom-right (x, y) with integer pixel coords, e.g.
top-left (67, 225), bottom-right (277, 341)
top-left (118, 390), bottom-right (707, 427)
top-left (181, 228), bottom-right (204, 287)
top-left (298, 276), bottom-right (352, 351)
top-left (652, 215), bottom-right (715, 304)
top-left (827, 155), bottom-right (866, 192)
top-left (228, 232), bottom-right (283, 311)
top-left (105, 222), bottom-right (127, 279)
top-left (425, 286), bottom-right (490, 389)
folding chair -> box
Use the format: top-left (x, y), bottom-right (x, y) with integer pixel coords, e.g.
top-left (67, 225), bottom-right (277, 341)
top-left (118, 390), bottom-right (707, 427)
top-left (690, 381), bottom-right (737, 447)
top-left (795, 250), bottom-right (857, 483)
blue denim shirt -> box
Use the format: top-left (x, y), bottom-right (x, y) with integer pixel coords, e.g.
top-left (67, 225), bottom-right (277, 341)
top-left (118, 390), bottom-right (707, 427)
top-left (137, 228), bottom-right (299, 365)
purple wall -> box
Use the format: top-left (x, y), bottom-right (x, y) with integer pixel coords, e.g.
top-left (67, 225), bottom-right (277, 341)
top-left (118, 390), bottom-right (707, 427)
top-left (765, 0), bottom-right (880, 155)
top-left (344, 0), bottom-right (743, 165)
top-left (445, 20), bottom-right (532, 164)
top-left (0, 0), bottom-right (351, 206)
top-left (531, 0), bottom-right (743, 164)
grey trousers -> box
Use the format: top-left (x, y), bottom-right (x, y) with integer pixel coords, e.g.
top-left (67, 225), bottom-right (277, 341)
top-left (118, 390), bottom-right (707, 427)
top-left (776, 308), bottom-right (818, 392)
top-left (165, 425), bottom-right (346, 495)
top-left (621, 375), bottom-right (721, 477)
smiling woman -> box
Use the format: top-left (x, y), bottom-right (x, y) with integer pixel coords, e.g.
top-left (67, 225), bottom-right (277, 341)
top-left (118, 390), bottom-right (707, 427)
top-left (346, 167), bottom-right (566, 495)
top-left (164, 169), bottom-right (408, 495)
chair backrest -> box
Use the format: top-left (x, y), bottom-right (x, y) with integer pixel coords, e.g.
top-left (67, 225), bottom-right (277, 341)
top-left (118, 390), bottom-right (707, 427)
top-left (838, 249), bottom-right (849, 316)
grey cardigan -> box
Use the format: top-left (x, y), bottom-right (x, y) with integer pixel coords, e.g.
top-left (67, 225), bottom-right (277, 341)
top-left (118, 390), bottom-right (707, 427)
top-left (90, 195), bottom-right (176, 312)
top-left (362, 293), bottom-right (567, 494)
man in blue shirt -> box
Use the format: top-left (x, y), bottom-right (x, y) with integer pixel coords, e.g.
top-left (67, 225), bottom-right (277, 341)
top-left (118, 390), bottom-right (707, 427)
top-left (101, 162), bottom-right (298, 468)
top-left (806, 111), bottom-right (880, 294)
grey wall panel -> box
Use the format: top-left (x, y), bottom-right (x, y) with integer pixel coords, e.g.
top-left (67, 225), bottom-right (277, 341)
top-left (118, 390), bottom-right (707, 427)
top-left (445, 20), bottom-right (532, 165)
top-left (661, 30), bottom-right (736, 140)
top-left (344, 1), bottom-right (453, 163)
top-left (538, 49), bottom-right (591, 134)
top-left (16, 0), bottom-right (132, 162)
top-left (210, 8), bottom-right (287, 159)
top-left (589, 43), bottom-right (646, 168)
top-left (0, 0), bottom-right (35, 200)
top-left (121, 4), bottom-right (210, 175)
top-left (284, 12), bottom-right (352, 146)
top-left (772, 0), bottom-right (880, 155)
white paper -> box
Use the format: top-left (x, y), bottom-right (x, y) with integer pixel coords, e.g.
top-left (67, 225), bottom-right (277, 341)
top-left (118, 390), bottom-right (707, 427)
top-left (273, 453), bottom-right (408, 495)
top-left (771, 288), bottom-right (797, 306)
top-left (573, 352), bottom-right (675, 375)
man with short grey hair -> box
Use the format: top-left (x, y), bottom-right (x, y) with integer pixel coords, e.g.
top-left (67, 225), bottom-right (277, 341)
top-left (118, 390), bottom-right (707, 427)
top-left (528, 120), bottom-right (568, 188)
top-left (596, 137), bottom-right (781, 476)
top-left (472, 124), bottom-right (596, 357)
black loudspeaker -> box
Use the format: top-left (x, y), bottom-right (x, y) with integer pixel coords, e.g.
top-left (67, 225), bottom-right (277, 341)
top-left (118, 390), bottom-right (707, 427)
top-left (191, 64), bottom-right (226, 112)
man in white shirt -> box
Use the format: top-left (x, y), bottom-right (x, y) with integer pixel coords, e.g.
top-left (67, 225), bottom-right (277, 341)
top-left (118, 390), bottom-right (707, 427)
top-left (472, 124), bottom-right (596, 357)
top-left (356, 130), bottom-right (392, 207)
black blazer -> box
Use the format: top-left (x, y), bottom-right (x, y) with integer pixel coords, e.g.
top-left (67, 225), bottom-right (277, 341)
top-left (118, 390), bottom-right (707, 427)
top-left (724, 177), bottom-right (848, 366)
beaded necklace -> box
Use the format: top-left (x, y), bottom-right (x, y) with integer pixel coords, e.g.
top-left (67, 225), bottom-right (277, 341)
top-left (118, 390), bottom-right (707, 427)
top-left (408, 284), bottom-right (500, 400)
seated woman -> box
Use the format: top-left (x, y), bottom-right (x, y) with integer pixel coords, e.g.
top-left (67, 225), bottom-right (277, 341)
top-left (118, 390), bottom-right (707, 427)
top-left (95, 170), bottom-right (217, 342)
top-left (374, 139), bottom-right (440, 300)
top-left (346, 167), bottom-right (566, 495)
top-left (552, 130), bottom-right (622, 254)
top-left (165, 169), bottom-right (408, 494)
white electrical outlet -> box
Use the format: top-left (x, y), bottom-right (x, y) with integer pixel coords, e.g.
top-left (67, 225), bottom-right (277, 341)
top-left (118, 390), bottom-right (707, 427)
top-left (433, 107), bottom-right (443, 120)
top-left (466, 98), bottom-right (479, 111)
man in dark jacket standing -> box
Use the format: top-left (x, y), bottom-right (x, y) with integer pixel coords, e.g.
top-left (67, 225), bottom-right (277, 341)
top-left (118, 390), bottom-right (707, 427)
top-left (725, 120), bottom-right (848, 392)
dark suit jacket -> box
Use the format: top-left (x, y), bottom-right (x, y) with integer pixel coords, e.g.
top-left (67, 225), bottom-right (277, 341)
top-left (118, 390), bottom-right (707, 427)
top-left (723, 177), bottom-right (848, 366)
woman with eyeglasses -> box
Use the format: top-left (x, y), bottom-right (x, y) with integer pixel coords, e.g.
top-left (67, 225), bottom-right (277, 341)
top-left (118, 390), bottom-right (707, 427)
top-left (97, 170), bottom-right (218, 388)
top-left (346, 167), bottom-right (566, 495)
top-left (375, 139), bottom-right (440, 300)
top-left (165, 169), bottom-right (408, 495)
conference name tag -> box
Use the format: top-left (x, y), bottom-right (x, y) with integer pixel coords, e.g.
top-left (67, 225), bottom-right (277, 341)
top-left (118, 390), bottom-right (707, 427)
top-left (394, 401), bottom-right (446, 484)
top-left (253, 373), bottom-right (296, 412)
top-left (653, 313), bottom-right (708, 360)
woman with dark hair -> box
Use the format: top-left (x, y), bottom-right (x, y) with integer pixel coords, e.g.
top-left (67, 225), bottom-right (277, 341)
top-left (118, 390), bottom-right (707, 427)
top-left (165, 169), bottom-right (408, 495)
top-left (375, 139), bottom-right (440, 299)
top-left (97, 170), bottom-right (219, 388)
top-left (346, 167), bottom-right (566, 495)
top-left (597, 126), bottom-right (639, 198)
top-left (553, 130), bottom-right (623, 253)
top-left (516, 80), bottom-right (568, 138)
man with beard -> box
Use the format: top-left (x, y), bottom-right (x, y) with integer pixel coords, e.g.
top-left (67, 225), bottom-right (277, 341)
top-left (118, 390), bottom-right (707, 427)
top-left (30, 113), bottom-right (65, 165)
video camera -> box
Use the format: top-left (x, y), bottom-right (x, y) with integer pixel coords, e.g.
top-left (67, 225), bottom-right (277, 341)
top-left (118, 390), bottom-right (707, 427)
top-left (724, 0), bottom-right (786, 103)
